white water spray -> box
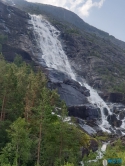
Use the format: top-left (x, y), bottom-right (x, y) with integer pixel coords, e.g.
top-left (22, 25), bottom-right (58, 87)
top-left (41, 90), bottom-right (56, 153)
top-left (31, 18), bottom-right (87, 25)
top-left (30, 14), bottom-right (111, 131)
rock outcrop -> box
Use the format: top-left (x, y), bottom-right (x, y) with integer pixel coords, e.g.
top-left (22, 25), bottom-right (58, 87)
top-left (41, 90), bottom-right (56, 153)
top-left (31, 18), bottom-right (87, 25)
top-left (68, 104), bottom-right (101, 120)
top-left (107, 114), bottom-right (122, 127)
top-left (0, 1), bottom-right (33, 62)
top-left (47, 69), bottom-right (89, 106)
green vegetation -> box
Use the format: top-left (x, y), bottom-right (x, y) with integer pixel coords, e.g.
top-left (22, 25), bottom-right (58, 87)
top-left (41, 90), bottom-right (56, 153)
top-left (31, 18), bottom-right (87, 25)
top-left (0, 55), bottom-right (90, 166)
top-left (83, 139), bottom-right (125, 166)
top-left (65, 29), bottom-right (80, 35)
top-left (94, 65), bottom-right (125, 93)
top-left (0, 34), bottom-right (8, 52)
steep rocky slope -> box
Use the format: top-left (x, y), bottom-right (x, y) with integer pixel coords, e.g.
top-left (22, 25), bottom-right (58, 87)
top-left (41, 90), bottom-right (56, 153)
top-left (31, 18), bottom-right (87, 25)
top-left (2, 0), bottom-right (125, 96)
top-left (0, 0), bottom-right (90, 107)
top-left (0, 1), bottom-right (32, 61)
top-left (4, 0), bottom-right (125, 50)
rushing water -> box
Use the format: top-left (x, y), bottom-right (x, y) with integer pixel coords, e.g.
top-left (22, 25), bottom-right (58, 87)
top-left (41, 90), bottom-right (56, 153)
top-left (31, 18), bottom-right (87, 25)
top-left (30, 14), bottom-right (113, 132)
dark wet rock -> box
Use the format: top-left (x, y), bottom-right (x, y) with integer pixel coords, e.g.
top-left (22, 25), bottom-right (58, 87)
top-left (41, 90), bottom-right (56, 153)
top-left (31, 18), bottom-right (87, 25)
top-left (100, 92), bottom-right (125, 104)
top-left (68, 104), bottom-right (101, 120)
top-left (103, 107), bottom-right (109, 116)
top-left (48, 73), bottom-right (89, 106)
top-left (89, 139), bottom-right (98, 152)
top-left (99, 92), bottom-right (109, 102)
top-left (109, 93), bottom-right (124, 103)
top-left (119, 111), bottom-right (125, 120)
top-left (107, 114), bottom-right (122, 127)
top-left (81, 139), bottom-right (98, 157)
top-left (113, 108), bottom-right (120, 114)
top-left (120, 136), bottom-right (125, 146)
top-left (86, 120), bottom-right (102, 132)
top-left (77, 118), bottom-right (97, 135)
top-left (47, 69), bottom-right (70, 83)
top-left (63, 78), bottom-right (90, 97)
top-left (80, 147), bottom-right (89, 158)
top-left (47, 69), bottom-right (91, 106)
top-left (111, 104), bottom-right (125, 114)
top-left (116, 129), bottom-right (122, 136)
top-left (57, 83), bottom-right (88, 106)
top-left (0, 1), bottom-right (34, 62)
top-left (83, 89), bottom-right (90, 97)
top-left (109, 128), bottom-right (116, 135)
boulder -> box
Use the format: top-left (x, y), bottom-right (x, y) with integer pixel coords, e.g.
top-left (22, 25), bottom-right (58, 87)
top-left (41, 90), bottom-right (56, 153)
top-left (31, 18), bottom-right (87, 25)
top-left (77, 118), bottom-right (97, 135)
top-left (103, 107), bottom-right (109, 116)
top-left (109, 93), bottom-right (124, 103)
top-left (81, 139), bottom-right (98, 157)
top-left (63, 78), bottom-right (90, 97)
top-left (48, 69), bottom-right (89, 106)
top-left (119, 111), bottom-right (125, 120)
top-left (100, 92), bottom-right (125, 104)
top-left (68, 104), bottom-right (101, 120)
top-left (107, 114), bottom-right (122, 127)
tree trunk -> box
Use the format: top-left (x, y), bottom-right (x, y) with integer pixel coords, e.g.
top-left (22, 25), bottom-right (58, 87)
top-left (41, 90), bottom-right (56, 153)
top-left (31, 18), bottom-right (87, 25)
top-left (1, 93), bottom-right (6, 121)
top-left (37, 122), bottom-right (42, 166)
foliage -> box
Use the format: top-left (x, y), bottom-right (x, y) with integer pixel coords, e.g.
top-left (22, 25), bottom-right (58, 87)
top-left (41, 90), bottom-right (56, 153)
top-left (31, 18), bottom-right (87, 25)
top-left (66, 29), bottom-right (80, 35)
top-left (0, 44), bottom-right (2, 52)
top-left (0, 34), bottom-right (8, 44)
top-left (0, 57), bottom-right (90, 166)
top-left (0, 34), bottom-right (8, 52)
top-left (13, 54), bottom-right (23, 67)
top-left (83, 139), bottom-right (125, 166)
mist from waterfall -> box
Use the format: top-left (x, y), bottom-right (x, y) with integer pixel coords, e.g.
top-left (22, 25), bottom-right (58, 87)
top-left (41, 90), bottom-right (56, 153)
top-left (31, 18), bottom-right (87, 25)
top-left (30, 14), bottom-right (112, 132)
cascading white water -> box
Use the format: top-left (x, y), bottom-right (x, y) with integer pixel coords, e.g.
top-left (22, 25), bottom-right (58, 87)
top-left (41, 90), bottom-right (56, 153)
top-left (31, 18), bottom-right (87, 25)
top-left (84, 83), bottom-right (112, 132)
top-left (30, 15), bottom-right (75, 80)
top-left (30, 14), bottom-right (112, 132)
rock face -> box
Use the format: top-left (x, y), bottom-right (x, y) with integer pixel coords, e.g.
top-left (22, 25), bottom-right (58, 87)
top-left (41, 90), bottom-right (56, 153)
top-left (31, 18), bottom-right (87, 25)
top-left (60, 32), bottom-right (125, 94)
top-left (0, 1), bottom-right (91, 120)
top-left (0, 1), bottom-right (33, 62)
top-left (47, 69), bottom-right (89, 106)
top-left (68, 104), bottom-right (101, 120)
top-left (8, 0), bottom-right (125, 51)
top-left (100, 92), bottom-right (125, 103)
top-left (119, 111), bottom-right (125, 120)
top-left (4, 0), bottom-right (125, 96)
top-left (107, 114), bottom-right (122, 127)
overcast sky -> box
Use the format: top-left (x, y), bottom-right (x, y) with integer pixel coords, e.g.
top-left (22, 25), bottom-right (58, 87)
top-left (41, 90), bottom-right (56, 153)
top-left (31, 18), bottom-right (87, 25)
top-left (26, 0), bottom-right (125, 42)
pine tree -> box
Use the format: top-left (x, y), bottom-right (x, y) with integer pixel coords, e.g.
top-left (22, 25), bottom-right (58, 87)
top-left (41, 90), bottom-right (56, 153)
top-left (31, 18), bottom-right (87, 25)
top-left (0, 118), bottom-right (32, 166)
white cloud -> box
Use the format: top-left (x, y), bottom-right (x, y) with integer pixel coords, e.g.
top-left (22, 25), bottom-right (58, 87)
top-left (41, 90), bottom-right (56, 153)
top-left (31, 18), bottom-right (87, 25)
top-left (26, 0), bottom-right (105, 17)
top-left (78, 0), bottom-right (105, 17)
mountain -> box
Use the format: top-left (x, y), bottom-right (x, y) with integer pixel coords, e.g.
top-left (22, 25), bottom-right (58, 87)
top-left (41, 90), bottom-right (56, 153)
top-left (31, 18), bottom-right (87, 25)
top-left (4, 0), bottom-right (125, 50)
top-left (1, 1), bottom-right (125, 164)
top-left (2, 0), bottom-right (125, 96)
top-left (1, 0), bottom-right (125, 134)
top-left (1, 0), bottom-right (125, 95)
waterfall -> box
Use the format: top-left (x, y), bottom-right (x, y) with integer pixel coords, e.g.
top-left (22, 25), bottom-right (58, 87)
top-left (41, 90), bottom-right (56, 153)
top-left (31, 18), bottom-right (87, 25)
top-left (30, 14), bottom-right (112, 132)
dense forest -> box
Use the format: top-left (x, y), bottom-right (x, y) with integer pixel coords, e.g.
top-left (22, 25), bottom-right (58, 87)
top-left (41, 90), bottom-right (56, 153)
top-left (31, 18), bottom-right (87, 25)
top-left (0, 54), bottom-right (91, 166)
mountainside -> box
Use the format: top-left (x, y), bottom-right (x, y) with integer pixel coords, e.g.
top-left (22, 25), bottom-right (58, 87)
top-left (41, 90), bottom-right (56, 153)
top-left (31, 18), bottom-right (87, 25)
top-left (1, 0), bottom-right (125, 128)
top-left (4, 0), bottom-right (125, 51)
top-left (1, 1), bottom-right (125, 165)
top-left (1, 0), bottom-right (125, 97)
